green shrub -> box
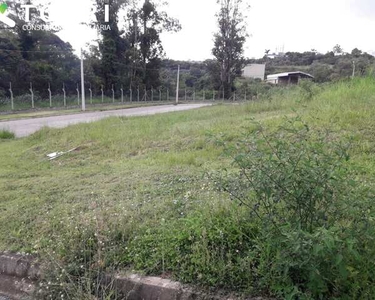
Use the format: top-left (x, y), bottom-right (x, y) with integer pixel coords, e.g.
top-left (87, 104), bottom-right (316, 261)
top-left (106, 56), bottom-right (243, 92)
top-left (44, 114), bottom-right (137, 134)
top-left (217, 116), bottom-right (352, 232)
top-left (214, 117), bottom-right (375, 298)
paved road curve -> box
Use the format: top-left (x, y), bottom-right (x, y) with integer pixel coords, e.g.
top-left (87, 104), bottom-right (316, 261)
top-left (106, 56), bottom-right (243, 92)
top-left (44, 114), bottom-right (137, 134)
top-left (0, 104), bottom-right (211, 138)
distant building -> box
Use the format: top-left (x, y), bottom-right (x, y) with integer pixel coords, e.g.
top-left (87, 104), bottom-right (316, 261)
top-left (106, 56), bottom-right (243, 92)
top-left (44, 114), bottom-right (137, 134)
top-left (266, 71), bottom-right (314, 85)
top-left (266, 52), bottom-right (286, 59)
top-left (242, 64), bottom-right (266, 80)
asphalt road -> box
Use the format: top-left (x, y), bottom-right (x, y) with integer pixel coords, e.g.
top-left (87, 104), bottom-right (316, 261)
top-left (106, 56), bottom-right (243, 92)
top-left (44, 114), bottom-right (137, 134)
top-left (0, 104), bottom-right (211, 138)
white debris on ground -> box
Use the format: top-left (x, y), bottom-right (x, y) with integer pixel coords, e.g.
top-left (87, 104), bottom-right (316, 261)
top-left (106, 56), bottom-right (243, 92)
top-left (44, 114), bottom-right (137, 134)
top-left (47, 147), bottom-right (78, 160)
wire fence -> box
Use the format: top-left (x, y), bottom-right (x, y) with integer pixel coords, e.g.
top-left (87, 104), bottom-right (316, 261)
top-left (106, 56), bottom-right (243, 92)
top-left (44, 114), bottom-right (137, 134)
top-left (0, 83), bottom-right (258, 112)
top-left (0, 48), bottom-right (269, 112)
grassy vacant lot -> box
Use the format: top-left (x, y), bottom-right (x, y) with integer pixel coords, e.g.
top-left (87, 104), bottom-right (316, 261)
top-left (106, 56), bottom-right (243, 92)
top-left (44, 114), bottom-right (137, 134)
top-left (1, 77), bottom-right (375, 299)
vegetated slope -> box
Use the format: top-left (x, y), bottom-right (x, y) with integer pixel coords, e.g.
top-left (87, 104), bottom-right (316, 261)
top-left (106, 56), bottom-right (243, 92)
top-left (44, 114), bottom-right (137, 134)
top-left (1, 77), bottom-right (375, 299)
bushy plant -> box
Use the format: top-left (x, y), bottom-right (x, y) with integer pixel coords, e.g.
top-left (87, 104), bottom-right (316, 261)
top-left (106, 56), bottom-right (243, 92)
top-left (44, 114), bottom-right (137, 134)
top-left (214, 117), bottom-right (375, 298)
top-left (217, 117), bottom-right (352, 232)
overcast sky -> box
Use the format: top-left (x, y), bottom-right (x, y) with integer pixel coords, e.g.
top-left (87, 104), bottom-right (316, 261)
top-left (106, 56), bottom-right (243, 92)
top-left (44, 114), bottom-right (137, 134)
top-left (45, 0), bottom-right (375, 60)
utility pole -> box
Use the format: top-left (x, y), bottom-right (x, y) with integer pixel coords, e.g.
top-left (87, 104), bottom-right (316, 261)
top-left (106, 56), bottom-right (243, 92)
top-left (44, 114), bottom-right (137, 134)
top-left (175, 65), bottom-right (180, 105)
top-left (80, 48), bottom-right (86, 111)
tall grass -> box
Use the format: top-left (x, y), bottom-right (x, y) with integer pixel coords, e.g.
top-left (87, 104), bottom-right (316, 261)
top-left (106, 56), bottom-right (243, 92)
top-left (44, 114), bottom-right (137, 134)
top-left (0, 129), bottom-right (15, 139)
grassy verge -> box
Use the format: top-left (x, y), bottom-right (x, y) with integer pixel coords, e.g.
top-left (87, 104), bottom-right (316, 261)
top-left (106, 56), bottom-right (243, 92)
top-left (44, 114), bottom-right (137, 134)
top-left (0, 101), bottom-right (197, 121)
top-left (1, 77), bottom-right (375, 298)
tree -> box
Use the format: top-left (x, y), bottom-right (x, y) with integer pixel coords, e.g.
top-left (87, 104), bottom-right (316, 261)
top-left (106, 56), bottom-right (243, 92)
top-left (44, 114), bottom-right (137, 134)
top-left (126, 0), bottom-right (181, 89)
top-left (0, 2), bottom-right (80, 96)
top-left (310, 62), bottom-right (332, 83)
top-left (333, 44), bottom-right (343, 56)
top-left (212, 0), bottom-right (248, 99)
top-left (351, 48), bottom-right (362, 58)
top-left (92, 0), bottom-right (129, 90)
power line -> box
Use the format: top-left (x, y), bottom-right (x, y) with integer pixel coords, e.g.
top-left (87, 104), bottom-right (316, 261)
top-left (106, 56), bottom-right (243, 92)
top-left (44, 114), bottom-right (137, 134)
top-left (0, 48), bottom-right (74, 53)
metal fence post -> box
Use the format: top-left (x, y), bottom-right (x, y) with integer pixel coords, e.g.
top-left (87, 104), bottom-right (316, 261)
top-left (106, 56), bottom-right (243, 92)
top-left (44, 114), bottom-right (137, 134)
top-left (89, 84), bottom-right (93, 104)
top-left (48, 83), bottom-right (52, 108)
top-left (76, 84), bottom-right (80, 105)
top-left (159, 89), bottom-right (161, 101)
top-left (9, 82), bottom-right (13, 110)
top-left (112, 84), bottom-right (115, 103)
top-left (137, 86), bottom-right (140, 102)
top-left (175, 65), bottom-right (180, 105)
top-left (62, 83), bottom-right (66, 107)
top-left (121, 85), bottom-right (124, 103)
top-left (130, 88), bottom-right (133, 102)
top-left (101, 85), bottom-right (104, 103)
top-left (30, 82), bottom-right (34, 109)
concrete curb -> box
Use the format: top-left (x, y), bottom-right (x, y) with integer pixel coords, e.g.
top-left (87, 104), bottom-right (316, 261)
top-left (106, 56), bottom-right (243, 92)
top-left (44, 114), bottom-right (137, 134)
top-left (103, 274), bottom-right (267, 300)
top-left (0, 253), bottom-right (266, 300)
top-left (0, 254), bottom-right (40, 280)
top-left (104, 273), bottom-right (200, 300)
top-left (0, 253), bottom-right (39, 299)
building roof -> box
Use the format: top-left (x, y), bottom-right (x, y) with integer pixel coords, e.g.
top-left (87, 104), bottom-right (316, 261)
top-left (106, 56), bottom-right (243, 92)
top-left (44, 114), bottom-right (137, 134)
top-left (243, 64), bottom-right (266, 67)
top-left (267, 71), bottom-right (314, 79)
